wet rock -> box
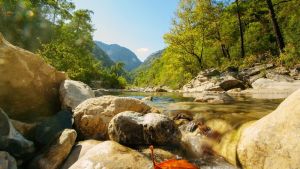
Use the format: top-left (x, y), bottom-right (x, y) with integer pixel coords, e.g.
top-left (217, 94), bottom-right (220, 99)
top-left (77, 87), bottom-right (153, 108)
top-left (0, 34), bottom-right (66, 120)
top-left (68, 141), bottom-right (152, 169)
top-left (61, 140), bottom-right (101, 169)
top-left (240, 63), bottom-right (274, 76)
top-left (219, 75), bottom-right (245, 91)
top-left (238, 89), bottom-right (300, 169)
top-left (0, 151), bottom-right (17, 169)
top-left (205, 119), bottom-right (233, 135)
top-left (74, 96), bottom-right (151, 139)
top-left (266, 72), bottom-right (294, 82)
top-left (0, 108), bottom-right (34, 159)
top-left (29, 129), bottom-right (77, 169)
top-left (10, 119), bottom-right (36, 138)
top-left (226, 88), bottom-right (242, 94)
top-left (34, 110), bottom-right (73, 146)
top-left (140, 147), bottom-right (177, 163)
top-left (59, 80), bottom-right (95, 110)
top-left (142, 96), bottom-right (153, 101)
top-left (194, 92), bottom-right (234, 104)
top-left (154, 87), bottom-right (168, 92)
top-left (108, 111), bottom-right (181, 145)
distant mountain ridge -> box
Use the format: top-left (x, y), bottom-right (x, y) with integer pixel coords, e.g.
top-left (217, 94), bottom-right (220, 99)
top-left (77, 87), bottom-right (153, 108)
top-left (135, 49), bottom-right (164, 71)
top-left (95, 41), bottom-right (141, 71)
top-left (93, 43), bottom-right (115, 67)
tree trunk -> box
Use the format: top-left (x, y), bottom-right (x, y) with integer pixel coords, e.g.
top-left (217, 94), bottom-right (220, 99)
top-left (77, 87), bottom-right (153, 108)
top-left (266, 0), bottom-right (285, 53)
top-left (235, 0), bottom-right (245, 58)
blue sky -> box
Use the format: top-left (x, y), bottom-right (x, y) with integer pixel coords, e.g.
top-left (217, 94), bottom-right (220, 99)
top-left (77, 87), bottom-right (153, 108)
top-left (74, 0), bottom-right (179, 61)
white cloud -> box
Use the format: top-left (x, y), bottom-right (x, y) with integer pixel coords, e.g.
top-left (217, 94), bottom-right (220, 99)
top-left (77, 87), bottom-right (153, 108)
top-left (135, 48), bottom-right (151, 61)
top-left (136, 48), bottom-right (149, 53)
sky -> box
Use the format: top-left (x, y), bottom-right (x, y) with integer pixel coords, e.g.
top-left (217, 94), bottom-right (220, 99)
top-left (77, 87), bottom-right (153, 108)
top-left (73, 0), bottom-right (179, 61)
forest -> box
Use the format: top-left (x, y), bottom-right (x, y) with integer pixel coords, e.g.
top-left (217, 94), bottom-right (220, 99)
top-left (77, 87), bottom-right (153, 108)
top-left (0, 0), bottom-right (299, 89)
top-left (134, 0), bottom-right (300, 89)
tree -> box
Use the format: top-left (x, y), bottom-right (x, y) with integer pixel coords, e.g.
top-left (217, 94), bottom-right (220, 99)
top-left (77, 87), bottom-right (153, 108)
top-left (235, 0), bottom-right (245, 57)
top-left (265, 0), bottom-right (285, 53)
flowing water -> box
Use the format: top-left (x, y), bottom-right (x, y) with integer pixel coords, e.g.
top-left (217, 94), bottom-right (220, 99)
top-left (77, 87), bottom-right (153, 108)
top-left (107, 91), bottom-right (283, 168)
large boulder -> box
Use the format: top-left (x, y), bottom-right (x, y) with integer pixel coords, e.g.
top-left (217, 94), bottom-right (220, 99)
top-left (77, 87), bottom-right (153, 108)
top-left (108, 111), bottom-right (181, 145)
top-left (74, 96), bottom-right (151, 139)
top-left (266, 72), bottom-right (294, 82)
top-left (0, 108), bottom-right (34, 159)
top-left (29, 129), bottom-right (77, 169)
top-left (59, 80), bottom-right (95, 111)
top-left (68, 141), bottom-right (152, 169)
top-left (0, 151), bottom-right (17, 169)
top-left (252, 78), bottom-right (300, 92)
top-left (237, 89), bottom-right (300, 169)
top-left (0, 34), bottom-right (66, 120)
top-left (61, 140), bottom-right (101, 169)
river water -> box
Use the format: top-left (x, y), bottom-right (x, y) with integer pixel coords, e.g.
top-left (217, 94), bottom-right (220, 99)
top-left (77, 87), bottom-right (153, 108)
top-left (108, 91), bottom-right (283, 168)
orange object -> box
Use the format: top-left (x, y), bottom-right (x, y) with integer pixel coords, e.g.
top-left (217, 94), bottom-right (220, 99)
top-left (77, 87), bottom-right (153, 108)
top-left (149, 145), bottom-right (199, 169)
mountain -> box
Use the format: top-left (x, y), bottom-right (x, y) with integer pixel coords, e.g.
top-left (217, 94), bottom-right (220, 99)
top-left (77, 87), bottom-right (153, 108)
top-left (135, 49), bottom-right (164, 71)
top-left (95, 41), bottom-right (142, 71)
top-left (93, 43), bottom-right (115, 67)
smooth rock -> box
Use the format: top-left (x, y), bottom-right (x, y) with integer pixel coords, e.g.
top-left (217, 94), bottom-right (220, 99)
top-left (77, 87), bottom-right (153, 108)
top-left (266, 72), bottom-right (294, 82)
top-left (108, 111), bottom-right (181, 145)
top-left (0, 108), bottom-right (34, 158)
top-left (219, 75), bottom-right (245, 91)
top-left (29, 129), bottom-right (77, 169)
top-left (252, 78), bottom-right (300, 92)
top-left (194, 92), bottom-right (234, 104)
top-left (140, 147), bottom-right (177, 163)
top-left (59, 80), bottom-right (95, 110)
top-left (68, 141), bottom-right (152, 169)
top-left (61, 140), bottom-right (101, 169)
top-left (10, 119), bottom-right (36, 138)
top-left (240, 63), bottom-right (274, 76)
top-left (74, 96), bottom-right (151, 139)
top-left (0, 151), bottom-right (17, 169)
top-left (237, 89), bottom-right (300, 169)
top-left (0, 34), bottom-right (66, 120)
top-left (34, 110), bottom-right (73, 146)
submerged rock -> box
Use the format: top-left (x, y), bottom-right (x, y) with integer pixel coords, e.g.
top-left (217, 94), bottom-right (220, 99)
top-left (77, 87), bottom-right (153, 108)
top-left (68, 141), bottom-right (152, 169)
top-left (0, 34), bottom-right (66, 120)
top-left (59, 80), bottom-right (95, 111)
top-left (74, 96), bottom-right (151, 139)
top-left (238, 89), bottom-right (300, 169)
top-left (194, 92), bottom-right (234, 104)
top-left (0, 108), bottom-right (34, 159)
top-left (29, 129), bottom-right (77, 169)
top-left (108, 111), bottom-right (181, 145)
top-left (0, 151), bottom-right (17, 169)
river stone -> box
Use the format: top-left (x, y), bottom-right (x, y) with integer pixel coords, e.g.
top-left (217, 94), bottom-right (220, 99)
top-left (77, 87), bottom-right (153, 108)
top-left (10, 119), bottom-right (36, 138)
top-left (108, 111), bottom-right (181, 145)
top-left (0, 34), bottom-right (66, 120)
top-left (34, 110), bottom-right (73, 146)
top-left (266, 72), bottom-right (294, 82)
top-left (194, 92), bottom-right (234, 104)
top-left (219, 75), bottom-right (245, 91)
top-left (237, 89), bottom-right (300, 169)
top-left (252, 78), bottom-right (300, 92)
top-left (59, 80), bottom-right (95, 111)
top-left (61, 140), bottom-right (101, 169)
top-left (29, 129), bottom-right (77, 169)
top-left (0, 108), bottom-right (35, 159)
top-left (0, 151), bottom-right (17, 169)
top-left (74, 96), bottom-right (151, 139)
top-left (68, 141), bottom-right (152, 169)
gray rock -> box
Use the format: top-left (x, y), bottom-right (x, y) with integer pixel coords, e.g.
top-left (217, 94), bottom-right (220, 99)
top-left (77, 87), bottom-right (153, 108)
top-left (238, 89), bottom-right (300, 169)
top-left (219, 75), bottom-right (245, 91)
top-left (252, 78), bottom-right (300, 92)
top-left (108, 111), bottom-right (181, 145)
top-left (240, 63), bottom-right (274, 76)
top-left (34, 110), bottom-right (73, 146)
top-left (74, 96), bottom-right (151, 140)
top-left (266, 72), bottom-right (294, 82)
top-left (0, 108), bottom-right (34, 159)
top-left (0, 151), bottom-right (17, 169)
top-left (59, 80), bottom-right (95, 111)
top-left (29, 129), bottom-right (77, 169)
top-left (0, 34), bottom-right (66, 120)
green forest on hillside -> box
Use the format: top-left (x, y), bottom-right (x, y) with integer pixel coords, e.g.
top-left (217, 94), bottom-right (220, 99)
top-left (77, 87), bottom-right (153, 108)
top-left (0, 0), bottom-right (127, 88)
top-left (1, 0), bottom-right (299, 89)
top-left (134, 0), bottom-right (300, 89)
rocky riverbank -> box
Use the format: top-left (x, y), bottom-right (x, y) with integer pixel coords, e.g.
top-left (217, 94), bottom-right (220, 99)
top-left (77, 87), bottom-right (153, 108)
top-left (1, 34), bottom-right (300, 169)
